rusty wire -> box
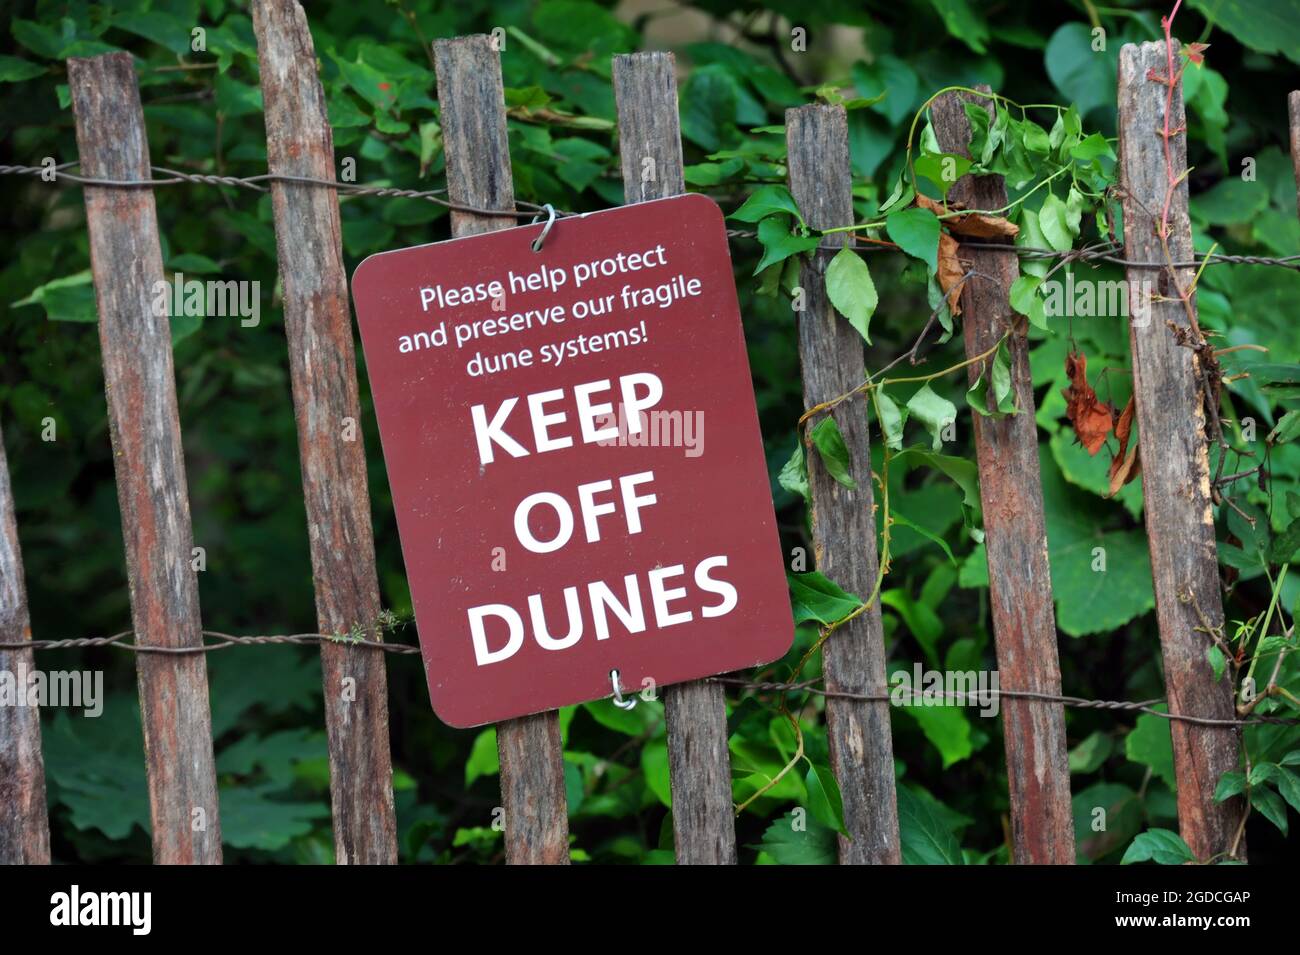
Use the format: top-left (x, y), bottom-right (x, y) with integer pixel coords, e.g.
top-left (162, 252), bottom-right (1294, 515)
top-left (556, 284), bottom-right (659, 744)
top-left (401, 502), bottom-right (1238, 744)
top-left (4, 163), bottom-right (1299, 271)
top-left (2, 630), bottom-right (1295, 727)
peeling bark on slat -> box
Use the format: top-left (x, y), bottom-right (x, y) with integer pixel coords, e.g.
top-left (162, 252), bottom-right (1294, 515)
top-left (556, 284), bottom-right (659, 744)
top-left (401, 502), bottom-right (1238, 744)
top-left (1117, 40), bottom-right (1244, 862)
top-left (612, 52), bottom-right (737, 866)
top-left (252, 0), bottom-right (397, 865)
top-left (1289, 92), bottom-right (1300, 220)
top-left (69, 52), bottom-right (222, 865)
top-left (0, 420), bottom-right (50, 864)
top-left (931, 89), bottom-right (1075, 865)
top-left (434, 35), bottom-right (570, 866)
top-left (786, 105), bottom-right (901, 865)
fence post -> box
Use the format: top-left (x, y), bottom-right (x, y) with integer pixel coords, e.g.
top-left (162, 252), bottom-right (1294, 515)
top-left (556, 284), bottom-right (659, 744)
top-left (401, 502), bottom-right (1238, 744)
top-left (1116, 40), bottom-right (1244, 862)
top-left (786, 105), bottom-right (901, 864)
top-left (251, 0), bottom-right (398, 865)
top-left (68, 52), bottom-right (223, 864)
top-left (931, 90), bottom-right (1076, 864)
top-left (1290, 92), bottom-right (1300, 218)
top-left (433, 35), bottom-right (570, 865)
top-left (611, 51), bottom-right (738, 865)
top-left (0, 420), bottom-right (50, 864)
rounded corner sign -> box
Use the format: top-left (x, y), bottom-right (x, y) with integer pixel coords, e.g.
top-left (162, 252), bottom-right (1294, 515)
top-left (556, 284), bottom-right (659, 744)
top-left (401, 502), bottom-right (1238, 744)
top-left (351, 194), bottom-right (793, 728)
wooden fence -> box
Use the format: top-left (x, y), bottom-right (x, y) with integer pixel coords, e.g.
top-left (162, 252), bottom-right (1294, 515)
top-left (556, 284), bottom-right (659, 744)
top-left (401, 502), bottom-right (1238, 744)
top-left (0, 0), bottom-right (1289, 864)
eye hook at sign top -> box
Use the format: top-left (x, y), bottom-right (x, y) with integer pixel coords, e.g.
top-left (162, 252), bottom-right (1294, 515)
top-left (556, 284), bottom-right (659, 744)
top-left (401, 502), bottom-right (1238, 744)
top-left (610, 669), bottom-right (637, 710)
top-left (530, 203), bottom-right (556, 253)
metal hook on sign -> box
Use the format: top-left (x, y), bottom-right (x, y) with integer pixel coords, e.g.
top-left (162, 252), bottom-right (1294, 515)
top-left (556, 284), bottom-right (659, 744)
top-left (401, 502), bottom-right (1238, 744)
top-left (530, 203), bottom-right (556, 252)
top-left (610, 669), bottom-right (637, 710)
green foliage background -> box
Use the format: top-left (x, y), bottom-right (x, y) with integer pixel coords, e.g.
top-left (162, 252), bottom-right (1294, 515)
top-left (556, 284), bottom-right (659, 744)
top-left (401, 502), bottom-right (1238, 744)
top-left (2, 0), bottom-right (1299, 863)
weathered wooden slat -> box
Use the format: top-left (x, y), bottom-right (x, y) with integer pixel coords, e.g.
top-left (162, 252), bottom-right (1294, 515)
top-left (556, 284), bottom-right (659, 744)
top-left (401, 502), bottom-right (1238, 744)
top-left (251, 0), bottom-right (397, 865)
top-left (786, 105), bottom-right (901, 864)
top-left (1117, 40), bottom-right (1244, 862)
top-left (433, 35), bottom-right (570, 866)
top-left (0, 419), bottom-right (50, 864)
top-left (931, 90), bottom-right (1075, 864)
top-left (1290, 92), bottom-right (1300, 219)
top-left (68, 52), bottom-right (222, 864)
top-left (612, 51), bottom-right (737, 865)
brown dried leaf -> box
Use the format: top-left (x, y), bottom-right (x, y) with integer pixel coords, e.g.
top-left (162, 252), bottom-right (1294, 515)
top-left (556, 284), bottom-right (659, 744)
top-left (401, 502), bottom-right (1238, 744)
top-left (915, 193), bottom-right (1019, 239)
top-left (1107, 396), bottom-right (1140, 496)
top-left (1063, 350), bottom-right (1114, 455)
top-left (1108, 444), bottom-right (1140, 496)
top-left (937, 231), bottom-right (964, 317)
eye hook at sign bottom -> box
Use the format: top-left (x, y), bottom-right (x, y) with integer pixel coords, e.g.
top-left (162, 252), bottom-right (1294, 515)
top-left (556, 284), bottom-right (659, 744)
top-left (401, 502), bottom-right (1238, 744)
top-left (610, 669), bottom-right (637, 710)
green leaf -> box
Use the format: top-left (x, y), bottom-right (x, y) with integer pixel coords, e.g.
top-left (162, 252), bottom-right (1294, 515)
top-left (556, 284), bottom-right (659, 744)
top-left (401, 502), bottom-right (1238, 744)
top-left (900, 702), bottom-right (973, 768)
top-left (1269, 410), bottom-right (1300, 445)
top-left (777, 438), bottom-right (810, 506)
top-left (1276, 767), bottom-right (1300, 814)
top-left (825, 247), bottom-right (877, 342)
top-left (967, 342), bottom-right (1017, 418)
top-left (42, 696), bottom-right (149, 841)
top-left (788, 571), bottom-right (863, 626)
top-left (1191, 177), bottom-right (1271, 226)
top-left (13, 270), bottom-right (96, 322)
top-left (1214, 770), bottom-right (1247, 802)
top-left (1187, 0), bottom-right (1300, 65)
top-left (1121, 828), bottom-right (1196, 865)
top-left (905, 383), bottom-right (957, 450)
top-left (1125, 710), bottom-right (1177, 792)
top-left (757, 812), bottom-right (837, 864)
top-left (0, 55), bottom-right (45, 82)
top-left (1253, 786), bottom-right (1288, 835)
top-left (1038, 192), bottom-right (1077, 252)
top-left (927, 0), bottom-right (989, 54)
top-left (679, 63), bottom-right (741, 151)
top-left (882, 588), bottom-right (944, 666)
top-left (217, 785), bottom-right (330, 851)
top-left (891, 510), bottom-right (956, 565)
top-left (1016, 208), bottom-right (1051, 278)
top-left (810, 415), bottom-right (857, 489)
top-left (114, 10), bottom-right (197, 55)
top-left (581, 698), bottom-right (657, 736)
top-left (894, 448), bottom-right (981, 520)
top-left (897, 785), bottom-right (964, 864)
top-left (886, 207), bottom-right (941, 273)
top-left (730, 184), bottom-right (804, 225)
top-left (1074, 783), bottom-right (1143, 860)
top-left (914, 152), bottom-right (973, 197)
top-left (875, 390), bottom-right (905, 451)
top-left (465, 728), bottom-right (499, 785)
top-left (752, 216), bottom-right (820, 275)
top-left (1009, 273), bottom-right (1048, 330)
top-left (11, 19), bottom-right (66, 58)
top-left (1070, 132), bottom-right (1114, 163)
top-left (851, 55), bottom-right (920, 126)
top-left (1069, 731), bottom-right (1114, 774)
top-left (1044, 23), bottom-right (1116, 119)
top-left (879, 171), bottom-right (914, 215)
top-left (683, 158), bottom-right (744, 186)
top-left (641, 739), bottom-right (671, 807)
top-left (804, 763), bottom-right (848, 836)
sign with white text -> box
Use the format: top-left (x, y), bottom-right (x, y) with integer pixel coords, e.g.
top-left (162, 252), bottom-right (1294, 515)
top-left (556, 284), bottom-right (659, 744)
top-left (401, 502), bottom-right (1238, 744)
top-left (352, 194), bottom-right (792, 727)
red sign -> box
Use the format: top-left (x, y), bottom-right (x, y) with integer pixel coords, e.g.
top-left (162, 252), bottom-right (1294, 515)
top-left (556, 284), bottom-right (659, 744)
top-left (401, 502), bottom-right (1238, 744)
top-left (352, 194), bottom-right (792, 727)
